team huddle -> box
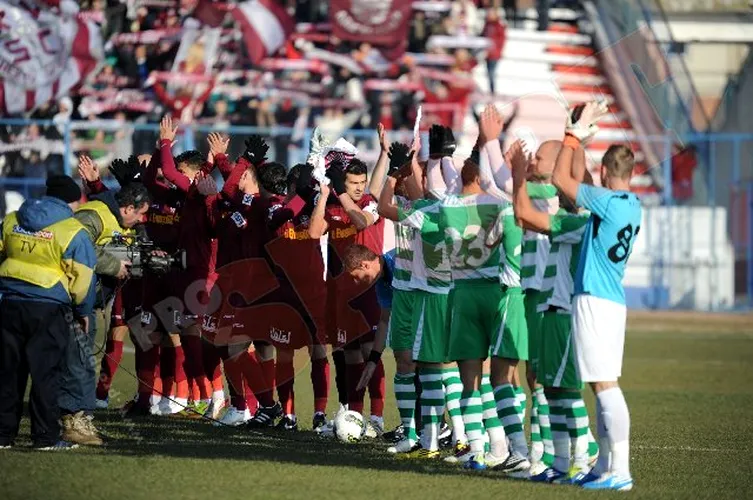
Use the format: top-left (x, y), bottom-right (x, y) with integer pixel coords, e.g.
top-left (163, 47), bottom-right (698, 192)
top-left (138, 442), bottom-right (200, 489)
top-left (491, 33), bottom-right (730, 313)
top-left (1, 98), bottom-right (639, 490)
top-left (341, 100), bottom-right (640, 490)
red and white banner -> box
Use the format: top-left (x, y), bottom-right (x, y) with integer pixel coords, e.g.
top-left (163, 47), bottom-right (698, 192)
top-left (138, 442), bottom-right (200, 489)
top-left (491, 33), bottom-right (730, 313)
top-left (110, 28), bottom-right (182, 46)
top-left (303, 48), bottom-right (364, 75)
top-left (260, 58), bottom-right (329, 74)
top-left (78, 89), bottom-right (155, 117)
top-left (196, 0), bottom-right (294, 65)
top-left (363, 79), bottom-right (422, 92)
top-left (0, 1), bottom-right (103, 115)
top-left (330, 0), bottom-right (412, 46)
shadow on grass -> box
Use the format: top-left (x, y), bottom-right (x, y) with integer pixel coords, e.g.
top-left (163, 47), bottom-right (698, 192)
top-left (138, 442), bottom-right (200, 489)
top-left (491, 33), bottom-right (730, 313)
top-left (89, 410), bottom-right (498, 480)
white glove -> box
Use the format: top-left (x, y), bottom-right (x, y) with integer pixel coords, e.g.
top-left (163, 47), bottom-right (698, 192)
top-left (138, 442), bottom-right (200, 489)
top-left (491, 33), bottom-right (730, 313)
top-left (312, 155), bottom-right (330, 186)
top-left (306, 127), bottom-right (330, 165)
top-left (565, 100), bottom-right (609, 144)
top-left (326, 138), bottom-right (358, 159)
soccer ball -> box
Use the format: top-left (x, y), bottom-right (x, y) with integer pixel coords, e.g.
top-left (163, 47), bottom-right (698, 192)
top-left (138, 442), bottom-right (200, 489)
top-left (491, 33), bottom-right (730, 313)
top-left (334, 410), bottom-right (365, 444)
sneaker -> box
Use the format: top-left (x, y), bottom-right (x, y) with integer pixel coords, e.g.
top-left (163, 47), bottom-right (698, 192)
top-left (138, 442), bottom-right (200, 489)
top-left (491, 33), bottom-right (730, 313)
top-left (572, 470), bottom-right (601, 486)
top-left (315, 420), bottom-right (335, 438)
top-left (493, 451), bottom-right (531, 474)
top-left (122, 399), bottom-right (150, 418)
top-left (581, 473), bottom-right (633, 491)
top-left (0, 442), bottom-right (12, 449)
top-left (312, 412), bottom-right (327, 431)
top-left (397, 446), bottom-right (441, 460)
top-left (463, 453), bottom-right (488, 470)
top-left (205, 399), bottom-right (227, 420)
top-left (443, 442), bottom-right (472, 464)
top-left (246, 402), bottom-right (282, 428)
top-left (387, 438), bottom-right (417, 454)
top-left (33, 440), bottom-right (79, 451)
top-left (276, 414), bottom-right (298, 431)
top-left (179, 401), bottom-right (210, 419)
top-left (552, 470), bottom-right (576, 485)
top-left (61, 412), bottom-right (102, 446)
top-left (382, 423), bottom-right (405, 443)
top-left (528, 460), bottom-right (548, 476)
top-left (438, 423), bottom-right (452, 449)
top-left (214, 406), bottom-right (251, 427)
top-left (530, 467), bottom-right (568, 483)
top-left (95, 398), bottom-right (109, 410)
top-left (483, 451), bottom-right (511, 469)
top-left (152, 398), bottom-right (183, 416)
top-left (367, 416), bottom-right (384, 438)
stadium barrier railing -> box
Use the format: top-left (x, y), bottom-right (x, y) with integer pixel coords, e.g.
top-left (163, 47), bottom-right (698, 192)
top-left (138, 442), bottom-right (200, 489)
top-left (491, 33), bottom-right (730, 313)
top-left (1, 119), bottom-right (751, 309)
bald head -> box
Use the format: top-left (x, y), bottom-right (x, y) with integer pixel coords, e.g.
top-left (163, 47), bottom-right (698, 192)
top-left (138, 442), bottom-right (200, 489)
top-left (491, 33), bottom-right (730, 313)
top-left (529, 140), bottom-right (562, 181)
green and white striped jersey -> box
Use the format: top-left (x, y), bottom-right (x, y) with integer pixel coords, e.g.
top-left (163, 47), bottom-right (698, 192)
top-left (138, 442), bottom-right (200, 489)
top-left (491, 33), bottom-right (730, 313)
top-left (487, 204), bottom-right (522, 288)
top-left (439, 193), bottom-right (503, 283)
top-left (538, 210), bottom-right (590, 313)
top-left (397, 198), bottom-right (452, 294)
top-left (520, 182), bottom-right (559, 291)
top-left (392, 196), bottom-right (420, 292)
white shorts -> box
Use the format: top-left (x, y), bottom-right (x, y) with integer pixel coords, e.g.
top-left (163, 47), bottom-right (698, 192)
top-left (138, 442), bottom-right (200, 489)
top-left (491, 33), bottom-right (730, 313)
top-left (571, 294), bottom-right (626, 382)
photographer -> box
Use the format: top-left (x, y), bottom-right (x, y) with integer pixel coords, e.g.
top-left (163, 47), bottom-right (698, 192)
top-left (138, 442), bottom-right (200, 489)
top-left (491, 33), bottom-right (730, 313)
top-left (0, 176), bottom-right (96, 450)
top-left (57, 178), bottom-right (150, 445)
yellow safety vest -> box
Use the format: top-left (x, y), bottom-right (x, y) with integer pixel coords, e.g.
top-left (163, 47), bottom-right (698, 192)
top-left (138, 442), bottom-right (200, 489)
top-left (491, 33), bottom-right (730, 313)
top-left (0, 211), bottom-right (84, 292)
top-left (76, 200), bottom-right (127, 245)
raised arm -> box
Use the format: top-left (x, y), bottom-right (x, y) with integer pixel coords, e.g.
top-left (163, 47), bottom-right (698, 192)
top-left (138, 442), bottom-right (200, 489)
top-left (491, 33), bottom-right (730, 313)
top-left (425, 157), bottom-right (446, 199)
top-left (207, 132), bottom-right (233, 179)
top-left (510, 140), bottom-right (551, 234)
top-left (571, 144), bottom-right (593, 186)
top-left (158, 115), bottom-right (192, 193)
top-left (308, 182), bottom-right (330, 239)
top-left (142, 146), bottom-right (173, 200)
top-left (377, 176), bottom-right (399, 222)
top-left (403, 149), bottom-right (424, 201)
top-left (339, 193), bottom-right (375, 231)
top-left (553, 101), bottom-right (607, 202)
top-left (78, 155), bottom-right (107, 194)
top-left (367, 123), bottom-right (390, 200)
top-left (221, 157), bottom-right (255, 206)
top-left (479, 104), bottom-right (512, 195)
top-left (479, 146), bottom-right (506, 199)
top-left (441, 157), bottom-right (461, 195)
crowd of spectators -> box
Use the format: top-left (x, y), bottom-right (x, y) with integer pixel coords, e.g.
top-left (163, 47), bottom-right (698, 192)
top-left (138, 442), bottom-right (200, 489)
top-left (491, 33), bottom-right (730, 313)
top-left (0, 0), bottom-right (574, 186)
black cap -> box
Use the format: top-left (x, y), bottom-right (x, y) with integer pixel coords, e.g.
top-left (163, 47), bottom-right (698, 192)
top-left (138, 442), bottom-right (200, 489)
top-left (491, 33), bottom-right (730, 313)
top-left (46, 175), bottom-right (82, 204)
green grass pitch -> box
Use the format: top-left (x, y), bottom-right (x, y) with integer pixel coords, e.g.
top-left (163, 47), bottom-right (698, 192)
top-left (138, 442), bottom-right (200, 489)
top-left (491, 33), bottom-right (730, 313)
top-left (1, 312), bottom-right (752, 500)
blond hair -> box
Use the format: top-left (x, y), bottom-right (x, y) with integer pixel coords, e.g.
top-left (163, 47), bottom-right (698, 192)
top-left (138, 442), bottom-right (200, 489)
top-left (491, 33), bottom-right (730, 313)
top-left (601, 144), bottom-right (635, 180)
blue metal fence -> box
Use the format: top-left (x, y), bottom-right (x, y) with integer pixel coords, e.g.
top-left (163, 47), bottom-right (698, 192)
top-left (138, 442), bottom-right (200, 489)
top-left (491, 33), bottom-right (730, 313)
top-left (1, 118), bottom-right (751, 309)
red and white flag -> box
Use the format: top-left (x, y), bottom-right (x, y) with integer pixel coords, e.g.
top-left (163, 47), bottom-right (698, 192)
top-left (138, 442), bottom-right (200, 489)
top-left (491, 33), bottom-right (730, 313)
top-left (0, 1), bottom-right (103, 115)
top-left (196, 0), bottom-right (294, 65)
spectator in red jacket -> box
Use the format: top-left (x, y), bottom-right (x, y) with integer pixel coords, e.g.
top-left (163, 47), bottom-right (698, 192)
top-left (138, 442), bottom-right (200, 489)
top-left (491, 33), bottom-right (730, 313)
top-left (483, 9), bottom-right (507, 95)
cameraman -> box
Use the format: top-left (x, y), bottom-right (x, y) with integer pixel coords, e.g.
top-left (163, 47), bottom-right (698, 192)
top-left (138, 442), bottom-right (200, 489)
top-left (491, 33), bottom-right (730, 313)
top-left (57, 182), bottom-right (150, 446)
top-left (0, 176), bottom-right (96, 450)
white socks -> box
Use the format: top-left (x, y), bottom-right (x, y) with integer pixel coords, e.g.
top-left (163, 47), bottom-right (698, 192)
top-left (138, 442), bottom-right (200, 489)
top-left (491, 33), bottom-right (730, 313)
top-left (596, 387), bottom-right (631, 479)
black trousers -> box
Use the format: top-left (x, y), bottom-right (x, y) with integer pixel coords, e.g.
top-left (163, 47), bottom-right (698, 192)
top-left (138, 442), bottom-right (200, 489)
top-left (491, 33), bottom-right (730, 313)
top-left (0, 299), bottom-right (72, 447)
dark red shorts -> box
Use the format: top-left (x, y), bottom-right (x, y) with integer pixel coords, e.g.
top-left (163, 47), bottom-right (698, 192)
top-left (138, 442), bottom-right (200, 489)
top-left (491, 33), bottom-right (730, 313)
top-left (327, 274), bottom-right (380, 348)
top-left (202, 257), bottom-right (329, 351)
top-left (110, 278), bottom-right (142, 328)
top-left (140, 270), bottom-right (183, 334)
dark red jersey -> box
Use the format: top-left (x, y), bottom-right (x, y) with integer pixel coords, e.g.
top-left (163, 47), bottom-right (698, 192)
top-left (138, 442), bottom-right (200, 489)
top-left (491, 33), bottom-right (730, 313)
top-left (159, 139), bottom-right (217, 276)
top-left (265, 197), bottom-right (324, 286)
top-left (141, 148), bottom-right (185, 253)
top-left (324, 193), bottom-right (385, 277)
